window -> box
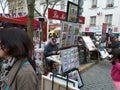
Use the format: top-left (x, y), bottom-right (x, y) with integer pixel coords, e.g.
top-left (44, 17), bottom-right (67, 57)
top-left (21, 7), bottom-right (23, 13)
top-left (106, 0), bottom-right (114, 7)
top-left (90, 16), bottom-right (96, 26)
top-left (73, 0), bottom-right (78, 4)
top-left (91, 0), bottom-right (97, 8)
top-left (105, 14), bottom-right (112, 26)
top-left (61, 1), bottom-right (65, 10)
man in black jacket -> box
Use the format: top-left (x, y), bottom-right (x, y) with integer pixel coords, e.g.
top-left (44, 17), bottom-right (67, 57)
top-left (44, 38), bottom-right (59, 71)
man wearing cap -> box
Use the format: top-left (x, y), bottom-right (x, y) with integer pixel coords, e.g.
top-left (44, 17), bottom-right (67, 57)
top-left (44, 38), bottom-right (59, 72)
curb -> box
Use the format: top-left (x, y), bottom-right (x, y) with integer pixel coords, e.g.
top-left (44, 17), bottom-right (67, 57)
top-left (79, 60), bottom-right (98, 73)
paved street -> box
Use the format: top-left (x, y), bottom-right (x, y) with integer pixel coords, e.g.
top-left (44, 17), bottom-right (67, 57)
top-left (80, 60), bottom-right (115, 90)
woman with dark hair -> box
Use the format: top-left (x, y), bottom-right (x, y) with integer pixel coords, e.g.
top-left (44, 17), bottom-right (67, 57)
top-left (0, 27), bottom-right (40, 90)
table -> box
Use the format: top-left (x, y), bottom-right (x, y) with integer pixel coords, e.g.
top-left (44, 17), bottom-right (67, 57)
top-left (46, 55), bottom-right (61, 64)
top-left (46, 55), bottom-right (62, 74)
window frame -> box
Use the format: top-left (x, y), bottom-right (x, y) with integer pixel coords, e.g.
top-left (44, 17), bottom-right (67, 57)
top-left (90, 16), bottom-right (96, 26)
top-left (106, 0), bottom-right (114, 7)
top-left (91, 0), bottom-right (97, 8)
top-left (105, 14), bottom-right (112, 26)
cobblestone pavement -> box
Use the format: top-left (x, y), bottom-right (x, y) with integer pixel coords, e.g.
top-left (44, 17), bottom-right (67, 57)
top-left (80, 60), bottom-right (115, 90)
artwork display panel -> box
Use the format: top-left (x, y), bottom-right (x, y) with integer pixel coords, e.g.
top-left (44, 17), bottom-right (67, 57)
top-left (61, 47), bottom-right (79, 73)
top-left (60, 21), bottom-right (79, 48)
top-left (82, 36), bottom-right (96, 51)
top-left (68, 70), bottom-right (84, 88)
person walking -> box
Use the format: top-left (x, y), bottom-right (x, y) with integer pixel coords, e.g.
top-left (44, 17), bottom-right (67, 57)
top-left (0, 27), bottom-right (40, 90)
top-left (111, 49), bottom-right (120, 90)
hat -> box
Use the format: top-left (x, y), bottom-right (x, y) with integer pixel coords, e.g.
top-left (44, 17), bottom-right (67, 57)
top-left (51, 38), bottom-right (57, 43)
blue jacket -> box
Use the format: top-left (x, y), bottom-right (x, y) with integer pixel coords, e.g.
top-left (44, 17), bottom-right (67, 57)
top-left (44, 42), bottom-right (59, 57)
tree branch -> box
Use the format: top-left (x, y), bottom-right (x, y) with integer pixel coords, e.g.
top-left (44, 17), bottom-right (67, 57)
top-left (34, 8), bottom-right (42, 16)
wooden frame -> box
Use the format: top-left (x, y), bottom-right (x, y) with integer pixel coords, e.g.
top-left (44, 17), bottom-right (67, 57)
top-left (68, 70), bottom-right (84, 88)
top-left (66, 1), bottom-right (79, 23)
top-left (42, 75), bottom-right (79, 90)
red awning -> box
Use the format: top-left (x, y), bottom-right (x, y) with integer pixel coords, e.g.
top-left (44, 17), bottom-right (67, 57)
top-left (0, 16), bottom-right (40, 30)
top-left (14, 16), bottom-right (40, 26)
top-left (0, 16), bottom-right (26, 25)
top-left (14, 16), bottom-right (40, 30)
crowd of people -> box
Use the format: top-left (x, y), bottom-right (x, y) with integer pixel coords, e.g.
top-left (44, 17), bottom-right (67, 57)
top-left (1, 22), bottom-right (120, 90)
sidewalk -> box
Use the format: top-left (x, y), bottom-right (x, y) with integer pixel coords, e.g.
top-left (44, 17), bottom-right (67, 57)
top-left (79, 60), bottom-right (98, 73)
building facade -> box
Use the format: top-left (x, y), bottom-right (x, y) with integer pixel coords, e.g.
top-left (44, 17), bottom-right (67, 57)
top-left (82, 0), bottom-right (120, 34)
top-left (8, 0), bottom-right (27, 17)
top-left (7, 0), bottom-right (79, 19)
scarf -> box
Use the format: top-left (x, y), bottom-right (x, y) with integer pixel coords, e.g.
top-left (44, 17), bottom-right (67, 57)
top-left (0, 57), bottom-right (16, 89)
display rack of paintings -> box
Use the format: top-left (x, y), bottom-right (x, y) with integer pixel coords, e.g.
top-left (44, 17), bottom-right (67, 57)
top-left (60, 47), bottom-right (79, 73)
top-left (82, 36), bottom-right (97, 51)
top-left (60, 21), bottom-right (79, 48)
top-left (59, 46), bottom-right (84, 89)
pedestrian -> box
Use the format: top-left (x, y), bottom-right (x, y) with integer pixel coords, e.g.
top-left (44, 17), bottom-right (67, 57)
top-left (111, 37), bottom-right (119, 53)
top-left (111, 49), bottom-right (120, 90)
top-left (0, 27), bottom-right (40, 90)
top-left (43, 37), bottom-right (59, 72)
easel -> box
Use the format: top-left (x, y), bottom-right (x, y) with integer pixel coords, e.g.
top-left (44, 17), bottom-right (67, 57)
top-left (51, 68), bottom-right (84, 90)
top-left (63, 68), bottom-right (84, 90)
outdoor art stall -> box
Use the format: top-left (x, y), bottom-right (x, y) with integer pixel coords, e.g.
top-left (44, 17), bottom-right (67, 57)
top-left (41, 1), bottom-right (84, 90)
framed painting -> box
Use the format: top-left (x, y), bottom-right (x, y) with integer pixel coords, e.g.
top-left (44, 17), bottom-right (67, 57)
top-left (66, 1), bottom-right (79, 23)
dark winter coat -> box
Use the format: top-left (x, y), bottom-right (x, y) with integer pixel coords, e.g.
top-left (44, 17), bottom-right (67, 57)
top-left (44, 42), bottom-right (59, 57)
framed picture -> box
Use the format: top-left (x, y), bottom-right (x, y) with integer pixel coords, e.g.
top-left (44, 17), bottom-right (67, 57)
top-left (66, 1), bottom-right (79, 23)
top-left (68, 70), bottom-right (84, 88)
top-left (61, 47), bottom-right (79, 73)
top-left (59, 21), bottom-right (80, 48)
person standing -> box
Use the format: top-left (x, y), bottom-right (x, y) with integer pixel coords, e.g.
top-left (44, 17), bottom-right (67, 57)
top-left (111, 49), bottom-right (120, 90)
top-left (0, 27), bottom-right (40, 90)
top-left (111, 37), bottom-right (119, 53)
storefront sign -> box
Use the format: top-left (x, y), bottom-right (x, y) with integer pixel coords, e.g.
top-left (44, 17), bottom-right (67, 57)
top-left (89, 26), bottom-right (102, 33)
top-left (48, 8), bottom-right (66, 21)
top-left (48, 8), bottom-right (85, 24)
top-left (78, 16), bottom-right (85, 24)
